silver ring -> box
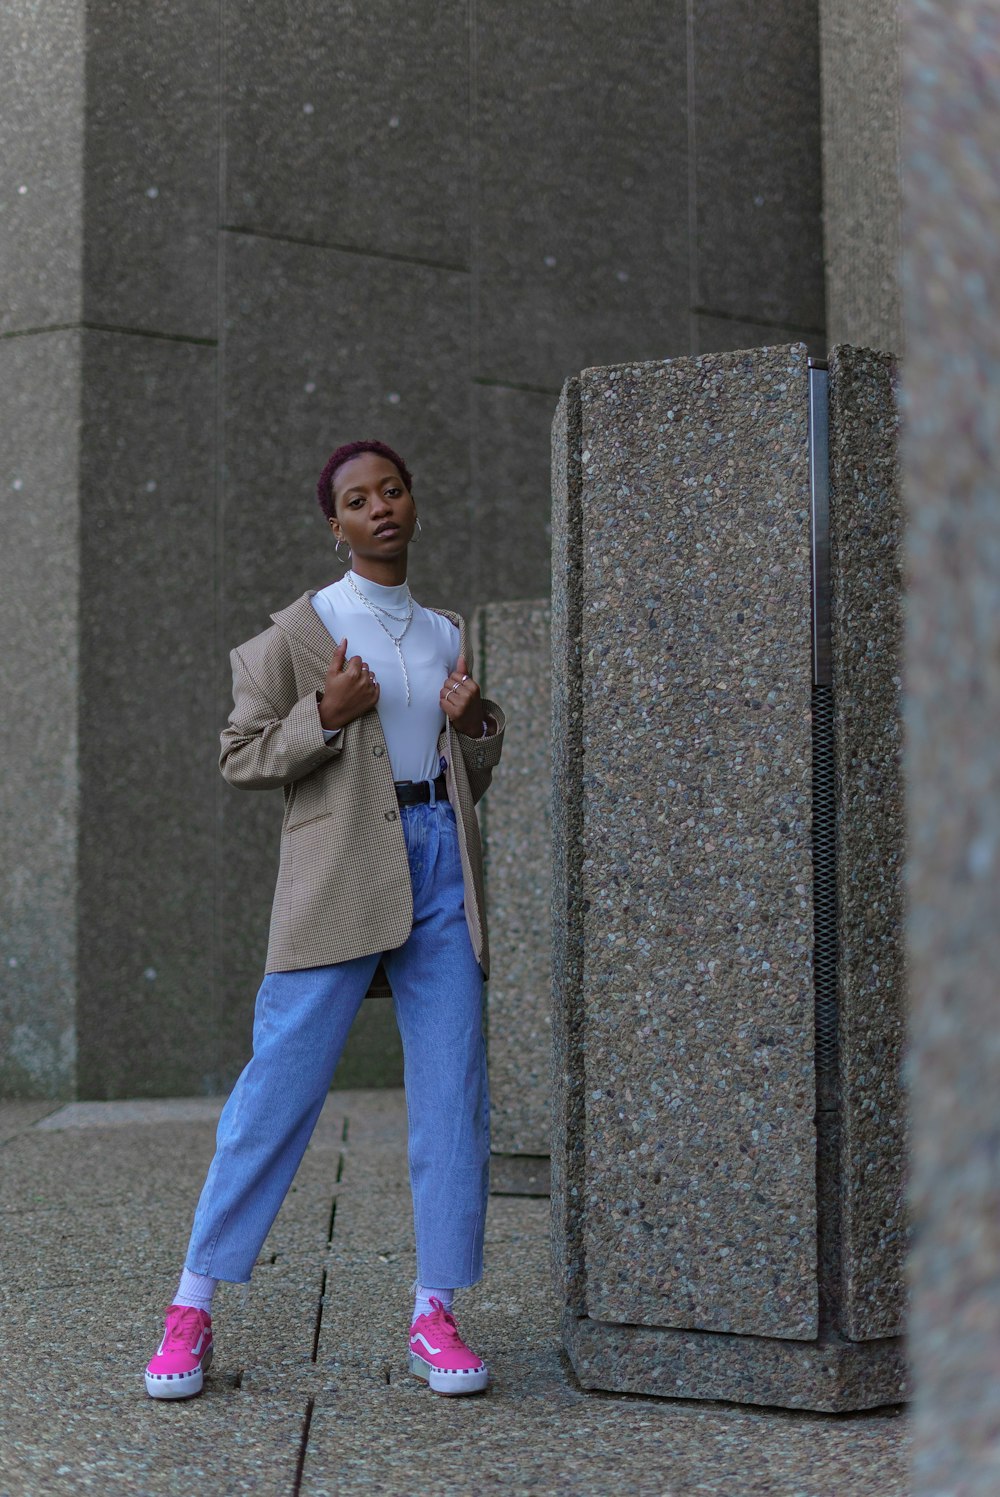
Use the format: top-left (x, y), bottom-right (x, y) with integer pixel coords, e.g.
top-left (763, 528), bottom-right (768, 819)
top-left (460, 674), bottom-right (469, 682)
top-left (446, 683), bottom-right (459, 697)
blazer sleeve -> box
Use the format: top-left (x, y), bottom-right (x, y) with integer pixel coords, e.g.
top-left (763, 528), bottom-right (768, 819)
top-left (220, 643), bottom-right (344, 790)
top-left (453, 698), bottom-right (507, 805)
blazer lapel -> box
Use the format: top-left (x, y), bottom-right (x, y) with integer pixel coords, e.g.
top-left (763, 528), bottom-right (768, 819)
top-left (271, 591), bottom-right (337, 662)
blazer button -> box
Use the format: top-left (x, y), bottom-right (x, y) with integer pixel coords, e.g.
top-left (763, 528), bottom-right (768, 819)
top-left (374, 745), bottom-right (384, 757)
top-left (384, 809), bottom-right (397, 821)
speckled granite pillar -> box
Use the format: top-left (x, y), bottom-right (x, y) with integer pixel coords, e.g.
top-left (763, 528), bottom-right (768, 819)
top-left (552, 344), bottom-right (906, 1410)
top-left (477, 601), bottom-right (553, 1194)
top-left (828, 345), bottom-right (906, 1341)
top-left (903, 5), bottom-right (1000, 1493)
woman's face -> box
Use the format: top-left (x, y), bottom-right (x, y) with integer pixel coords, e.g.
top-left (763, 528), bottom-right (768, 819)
top-left (329, 452), bottom-right (417, 565)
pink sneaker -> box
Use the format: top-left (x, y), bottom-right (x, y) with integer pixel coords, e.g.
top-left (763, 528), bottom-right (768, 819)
top-left (408, 1298), bottom-right (489, 1395)
top-left (144, 1304), bottom-right (214, 1399)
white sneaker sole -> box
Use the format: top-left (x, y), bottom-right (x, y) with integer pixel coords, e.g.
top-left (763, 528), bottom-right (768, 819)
top-left (408, 1350), bottom-right (489, 1395)
top-left (145, 1344), bottom-right (213, 1400)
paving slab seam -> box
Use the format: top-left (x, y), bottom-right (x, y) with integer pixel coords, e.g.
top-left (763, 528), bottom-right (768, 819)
top-left (292, 1396), bottom-right (316, 1497)
top-left (0, 1101), bottom-right (68, 1149)
top-left (296, 1112), bottom-right (351, 1480)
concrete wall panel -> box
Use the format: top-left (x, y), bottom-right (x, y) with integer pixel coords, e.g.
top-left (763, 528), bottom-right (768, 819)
top-left (75, 333), bottom-right (218, 1098)
top-left (480, 601), bottom-right (552, 1157)
top-left (83, 0), bottom-right (219, 337)
top-left (224, 0), bottom-right (469, 266)
top-left (820, 0), bottom-right (901, 352)
top-left (696, 315), bottom-right (826, 361)
top-left (0, 0), bottom-right (85, 334)
top-left (0, 333), bottom-right (82, 1097)
top-left (694, 2), bottom-right (825, 332)
top-left (473, 384), bottom-right (554, 604)
top-left (475, 0), bottom-right (689, 390)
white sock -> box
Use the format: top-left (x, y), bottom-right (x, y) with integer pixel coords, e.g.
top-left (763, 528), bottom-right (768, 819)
top-left (412, 1283), bottom-right (455, 1324)
top-left (174, 1267), bottom-right (218, 1315)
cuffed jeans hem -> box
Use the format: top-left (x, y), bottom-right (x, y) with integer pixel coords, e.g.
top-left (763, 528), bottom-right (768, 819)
top-left (418, 1271), bottom-right (484, 1291)
top-left (184, 1257), bottom-right (253, 1286)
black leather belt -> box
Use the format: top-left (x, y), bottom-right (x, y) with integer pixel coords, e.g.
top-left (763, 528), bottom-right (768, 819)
top-left (394, 772), bottom-right (449, 806)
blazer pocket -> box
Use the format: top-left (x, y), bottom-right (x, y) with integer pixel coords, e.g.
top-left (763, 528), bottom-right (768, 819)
top-left (284, 765), bottom-right (334, 831)
top-left (287, 809), bottom-right (334, 832)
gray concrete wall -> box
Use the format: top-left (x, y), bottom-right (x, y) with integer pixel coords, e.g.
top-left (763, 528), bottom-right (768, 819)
top-left (0, 333), bottom-right (82, 1097)
top-left (478, 602), bottom-right (552, 1161)
top-left (75, 333), bottom-right (219, 1098)
top-left (0, 0), bottom-right (86, 335)
top-left (0, 0), bottom-right (87, 1096)
top-left (902, 3), bottom-right (1000, 1491)
top-left (3, 0), bottom-right (829, 1097)
top-left (819, 0), bottom-right (902, 352)
top-left (73, 1), bottom-right (219, 1100)
top-left (693, 2), bottom-right (826, 349)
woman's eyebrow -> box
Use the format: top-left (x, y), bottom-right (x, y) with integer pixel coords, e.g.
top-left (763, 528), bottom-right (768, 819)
top-left (342, 475), bottom-right (399, 498)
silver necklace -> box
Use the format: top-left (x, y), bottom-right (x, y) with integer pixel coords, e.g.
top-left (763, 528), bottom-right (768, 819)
top-left (345, 571), bottom-right (415, 705)
top-left (362, 594), bottom-right (411, 623)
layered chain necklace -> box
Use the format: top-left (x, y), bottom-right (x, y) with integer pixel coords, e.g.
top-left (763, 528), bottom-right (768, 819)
top-left (344, 571), bottom-right (415, 705)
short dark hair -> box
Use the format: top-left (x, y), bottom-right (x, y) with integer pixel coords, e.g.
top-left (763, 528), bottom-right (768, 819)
top-left (316, 440), bottom-right (413, 520)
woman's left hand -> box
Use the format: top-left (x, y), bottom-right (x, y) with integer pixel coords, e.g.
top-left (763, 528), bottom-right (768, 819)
top-left (441, 656), bottom-right (490, 736)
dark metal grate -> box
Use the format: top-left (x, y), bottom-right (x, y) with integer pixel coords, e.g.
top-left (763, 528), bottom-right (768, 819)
top-left (812, 683), bottom-right (838, 1103)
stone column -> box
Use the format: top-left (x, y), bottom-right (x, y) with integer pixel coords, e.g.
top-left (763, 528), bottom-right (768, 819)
top-left (0, 0), bottom-right (220, 1099)
top-left (902, 4), bottom-right (1000, 1492)
top-left (552, 344), bottom-right (906, 1411)
top-left (477, 602), bottom-right (553, 1195)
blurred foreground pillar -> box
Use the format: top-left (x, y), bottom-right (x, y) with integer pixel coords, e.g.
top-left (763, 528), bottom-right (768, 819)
top-left (903, 4), bottom-right (1000, 1492)
top-left (551, 345), bottom-right (906, 1410)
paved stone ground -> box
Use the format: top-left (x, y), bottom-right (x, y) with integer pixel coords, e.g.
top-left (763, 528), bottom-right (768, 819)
top-left (0, 1092), bottom-right (909, 1496)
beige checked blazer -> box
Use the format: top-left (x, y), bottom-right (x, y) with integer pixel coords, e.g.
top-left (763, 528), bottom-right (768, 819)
top-left (220, 590), bottom-right (506, 986)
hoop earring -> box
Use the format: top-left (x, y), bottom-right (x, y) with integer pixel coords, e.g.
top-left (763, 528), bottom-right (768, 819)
top-left (335, 539), bottom-right (351, 565)
top-left (414, 517), bottom-right (423, 538)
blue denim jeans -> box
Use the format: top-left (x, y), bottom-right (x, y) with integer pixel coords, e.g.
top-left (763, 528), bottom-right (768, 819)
top-left (185, 800), bottom-right (489, 1286)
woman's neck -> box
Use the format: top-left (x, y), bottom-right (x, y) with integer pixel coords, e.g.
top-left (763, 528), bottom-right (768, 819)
top-left (350, 557), bottom-right (409, 588)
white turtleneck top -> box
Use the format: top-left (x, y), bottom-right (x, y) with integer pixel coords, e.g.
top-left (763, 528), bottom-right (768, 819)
top-left (310, 571), bottom-right (460, 783)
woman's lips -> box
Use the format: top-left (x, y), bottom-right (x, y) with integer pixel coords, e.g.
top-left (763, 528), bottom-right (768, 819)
top-left (374, 524), bottom-right (400, 538)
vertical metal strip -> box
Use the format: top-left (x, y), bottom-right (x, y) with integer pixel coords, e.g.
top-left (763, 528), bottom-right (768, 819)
top-left (812, 684), bottom-right (838, 1109)
top-left (808, 361), bottom-right (838, 1115)
top-left (809, 359), bottom-right (840, 1327)
top-left (809, 364), bottom-right (831, 687)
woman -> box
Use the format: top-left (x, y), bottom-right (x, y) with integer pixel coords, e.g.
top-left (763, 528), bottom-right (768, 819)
top-left (145, 439), bottom-right (505, 1399)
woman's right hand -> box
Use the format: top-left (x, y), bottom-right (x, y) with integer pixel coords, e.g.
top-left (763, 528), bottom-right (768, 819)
top-left (318, 637), bottom-right (379, 731)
